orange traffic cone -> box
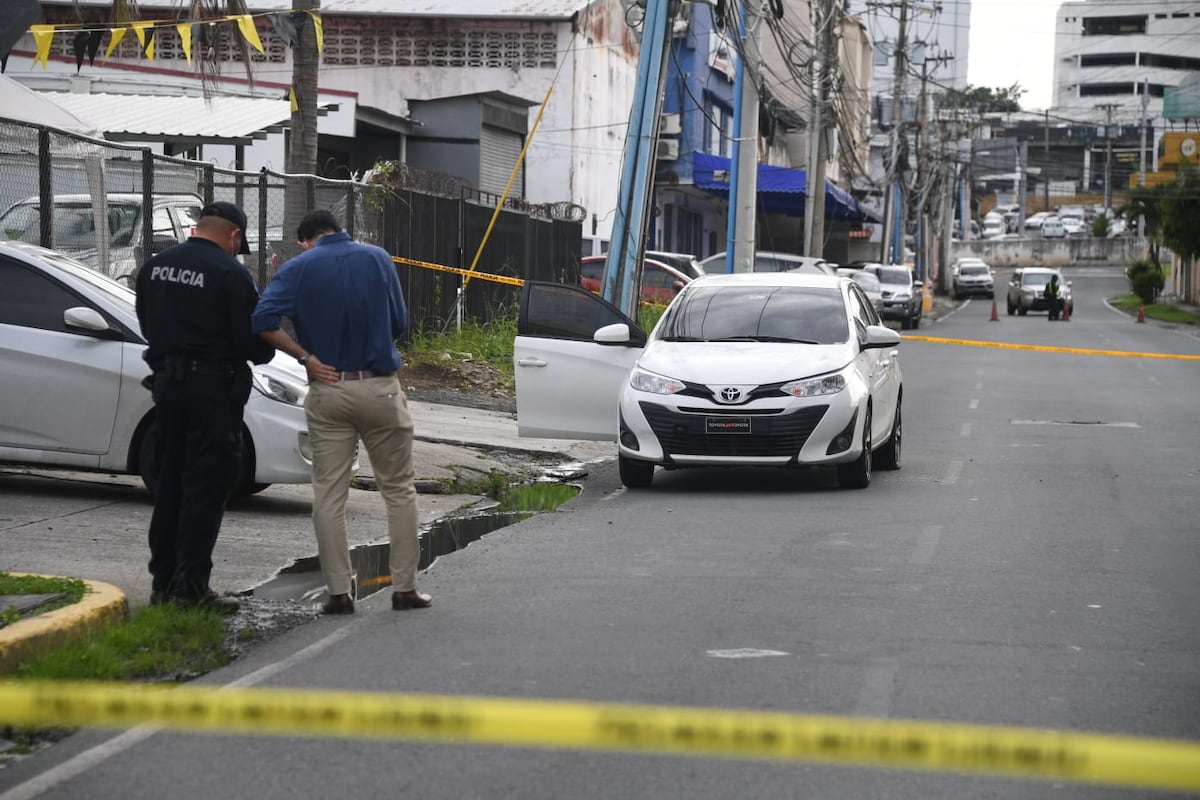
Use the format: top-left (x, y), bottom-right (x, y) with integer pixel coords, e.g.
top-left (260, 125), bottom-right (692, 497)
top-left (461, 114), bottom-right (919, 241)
top-left (989, 299), bottom-right (999, 322)
top-left (1061, 300), bottom-right (1071, 322)
top-left (1137, 304), bottom-right (1146, 323)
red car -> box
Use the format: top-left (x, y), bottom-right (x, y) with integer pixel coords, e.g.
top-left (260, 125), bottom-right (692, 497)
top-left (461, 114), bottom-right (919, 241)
top-left (579, 255), bottom-right (691, 305)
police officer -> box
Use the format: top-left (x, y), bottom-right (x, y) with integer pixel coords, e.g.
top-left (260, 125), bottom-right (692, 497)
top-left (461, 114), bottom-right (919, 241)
top-left (1045, 273), bottom-right (1062, 321)
top-left (135, 201), bottom-right (274, 612)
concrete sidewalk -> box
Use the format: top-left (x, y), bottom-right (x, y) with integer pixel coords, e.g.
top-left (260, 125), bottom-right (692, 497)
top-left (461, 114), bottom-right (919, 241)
top-left (0, 400), bottom-right (615, 672)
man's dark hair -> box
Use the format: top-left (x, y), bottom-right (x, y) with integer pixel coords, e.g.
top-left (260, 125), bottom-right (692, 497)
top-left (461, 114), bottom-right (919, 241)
top-left (296, 209), bottom-right (342, 242)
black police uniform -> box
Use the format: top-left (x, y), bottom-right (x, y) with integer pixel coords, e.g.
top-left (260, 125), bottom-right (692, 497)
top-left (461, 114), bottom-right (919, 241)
top-left (135, 236), bottom-right (274, 602)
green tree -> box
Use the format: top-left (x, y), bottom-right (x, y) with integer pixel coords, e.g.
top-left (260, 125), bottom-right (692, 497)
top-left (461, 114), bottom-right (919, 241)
top-left (1158, 166), bottom-right (1200, 265)
top-left (1118, 185), bottom-right (1169, 269)
top-left (940, 84), bottom-right (1026, 113)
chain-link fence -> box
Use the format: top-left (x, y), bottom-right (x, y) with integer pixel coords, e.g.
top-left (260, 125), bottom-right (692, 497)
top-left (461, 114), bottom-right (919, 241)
top-left (0, 117), bottom-right (584, 333)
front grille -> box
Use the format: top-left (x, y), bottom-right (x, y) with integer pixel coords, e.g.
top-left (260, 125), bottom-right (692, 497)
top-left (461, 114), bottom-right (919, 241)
top-left (639, 402), bottom-right (828, 457)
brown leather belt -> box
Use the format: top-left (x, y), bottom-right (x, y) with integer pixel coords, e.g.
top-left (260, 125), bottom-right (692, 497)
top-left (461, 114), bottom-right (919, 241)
top-left (337, 370), bottom-right (395, 381)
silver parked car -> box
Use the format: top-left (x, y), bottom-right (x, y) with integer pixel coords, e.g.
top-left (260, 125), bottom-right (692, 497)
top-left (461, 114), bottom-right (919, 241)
top-left (0, 240), bottom-right (318, 494)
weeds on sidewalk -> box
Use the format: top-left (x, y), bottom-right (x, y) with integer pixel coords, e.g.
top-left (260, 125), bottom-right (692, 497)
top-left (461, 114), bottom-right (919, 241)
top-left (1110, 293), bottom-right (1200, 325)
top-left (0, 573), bottom-right (86, 628)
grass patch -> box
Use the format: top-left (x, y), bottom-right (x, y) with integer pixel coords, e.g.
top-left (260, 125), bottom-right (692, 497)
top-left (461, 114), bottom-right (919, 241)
top-left (0, 573), bottom-right (87, 628)
top-left (497, 482), bottom-right (580, 512)
top-left (14, 603), bottom-right (230, 682)
top-left (406, 316), bottom-right (517, 372)
top-left (1109, 294), bottom-right (1200, 325)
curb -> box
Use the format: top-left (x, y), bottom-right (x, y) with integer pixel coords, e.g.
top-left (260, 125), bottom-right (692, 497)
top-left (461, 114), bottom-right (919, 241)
top-left (0, 574), bottom-right (127, 674)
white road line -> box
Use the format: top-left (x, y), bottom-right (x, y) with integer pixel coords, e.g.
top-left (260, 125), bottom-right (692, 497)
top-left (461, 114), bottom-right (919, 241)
top-left (853, 657), bottom-right (900, 718)
top-left (968, 398), bottom-right (980, 410)
top-left (960, 422), bottom-right (972, 438)
top-left (0, 624), bottom-right (360, 800)
top-left (944, 460), bottom-right (963, 485)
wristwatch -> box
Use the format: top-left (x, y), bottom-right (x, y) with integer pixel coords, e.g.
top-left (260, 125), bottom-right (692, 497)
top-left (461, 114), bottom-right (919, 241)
top-left (297, 353), bottom-right (310, 366)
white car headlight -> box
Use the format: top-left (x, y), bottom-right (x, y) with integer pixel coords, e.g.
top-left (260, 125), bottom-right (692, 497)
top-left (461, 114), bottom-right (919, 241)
top-left (780, 372), bottom-right (846, 398)
top-left (630, 367), bottom-right (685, 395)
top-left (252, 367), bottom-right (309, 406)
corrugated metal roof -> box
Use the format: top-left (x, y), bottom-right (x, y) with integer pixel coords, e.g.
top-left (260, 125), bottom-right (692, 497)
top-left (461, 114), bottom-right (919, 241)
top-left (41, 92), bottom-right (316, 145)
top-left (50, 0), bottom-right (588, 19)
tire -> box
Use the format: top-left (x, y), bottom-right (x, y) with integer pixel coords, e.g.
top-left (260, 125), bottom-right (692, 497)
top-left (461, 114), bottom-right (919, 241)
top-left (876, 401), bottom-right (901, 471)
top-left (837, 406), bottom-right (872, 489)
top-left (1006, 298), bottom-right (1015, 316)
top-left (900, 316), bottom-right (911, 331)
top-left (910, 312), bottom-right (921, 330)
top-left (232, 430), bottom-right (262, 496)
top-left (618, 454), bottom-right (655, 488)
top-left (1018, 304), bottom-right (1028, 316)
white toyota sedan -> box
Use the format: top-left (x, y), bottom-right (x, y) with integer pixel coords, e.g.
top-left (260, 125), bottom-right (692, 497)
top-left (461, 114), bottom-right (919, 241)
top-left (0, 240), bottom-right (314, 494)
top-left (514, 272), bottom-right (903, 489)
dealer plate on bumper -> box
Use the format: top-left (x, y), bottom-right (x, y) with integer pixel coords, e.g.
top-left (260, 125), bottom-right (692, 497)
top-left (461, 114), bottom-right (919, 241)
top-left (706, 417), bottom-right (752, 434)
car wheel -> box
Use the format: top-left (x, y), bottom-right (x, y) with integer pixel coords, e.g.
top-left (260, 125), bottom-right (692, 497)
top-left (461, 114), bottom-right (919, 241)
top-left (1006, 298), bottom-right (1015, 315)
top-left (232, 430), bottom-right (266, 496)
top-left (618, 454), bottom-right (655, 488)
top-left (837, 406), bottom-right (872, 489)
top-left (910, 312), bottom-right (921, 330)
top-left (1018, 304), bottom-right (1028, 316)
top-left (899, 316), bottom-right (911, 331)
top-left (877, 401), bottom-right (901, 471)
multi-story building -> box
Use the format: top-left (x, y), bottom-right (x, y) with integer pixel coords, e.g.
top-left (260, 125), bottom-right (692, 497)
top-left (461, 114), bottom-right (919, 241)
top-left (1053, 0), bottom-right (1200, 123)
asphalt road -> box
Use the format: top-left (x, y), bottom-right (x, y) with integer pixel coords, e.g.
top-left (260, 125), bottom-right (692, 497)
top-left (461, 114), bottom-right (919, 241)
top-left (2, 265), bottom-right (1199, 799)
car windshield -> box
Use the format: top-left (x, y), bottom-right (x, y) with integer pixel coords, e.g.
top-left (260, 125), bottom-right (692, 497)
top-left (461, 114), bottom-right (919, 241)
top-left (846, 272), bottom-right (880, 292)
top-left (656, 285), bottom-right (848, 345)
top-left (0, 202), bottom-right (140, 249)
top-left (1022, 273), bottom-right (1055, 288)
top-left (877, 267), bottom-right (911, 286)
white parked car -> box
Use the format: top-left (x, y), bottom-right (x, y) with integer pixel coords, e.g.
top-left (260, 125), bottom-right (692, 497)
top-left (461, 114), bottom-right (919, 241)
top-left (0, 240), bottom-right (316, 494)
top-left (514, 272), bottom-right (902, 489)
top-left (698, 251), bottom-right (837, 275)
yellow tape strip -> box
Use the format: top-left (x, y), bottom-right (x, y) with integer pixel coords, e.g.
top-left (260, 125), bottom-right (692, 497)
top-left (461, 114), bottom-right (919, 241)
top-left (392, 256), bottom-right (524, 288)
top-left (903, 335), bottom-right (1200, 361)
top-left (1, 681), bottom-right (1198, 792)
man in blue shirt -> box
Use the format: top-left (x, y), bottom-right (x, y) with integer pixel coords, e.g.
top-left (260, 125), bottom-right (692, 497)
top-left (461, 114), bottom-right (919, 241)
top-left (252, 209), bottom-right (430, 615)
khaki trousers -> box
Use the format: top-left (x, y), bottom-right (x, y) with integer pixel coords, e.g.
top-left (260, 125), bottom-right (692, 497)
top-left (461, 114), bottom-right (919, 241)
top-left (305, 376), bottom-right (420, 596)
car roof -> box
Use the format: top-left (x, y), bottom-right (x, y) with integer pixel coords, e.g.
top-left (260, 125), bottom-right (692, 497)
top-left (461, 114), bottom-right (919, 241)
top-left (688, 271), bottom-right (844, 289)
top-left (580, 255), bottom-right (691, 282)
top-left (6, 193), bottom-right (203, 206)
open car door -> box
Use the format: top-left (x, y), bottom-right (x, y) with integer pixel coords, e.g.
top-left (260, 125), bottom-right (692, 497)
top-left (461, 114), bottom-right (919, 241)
top-left (514, 282), bottom-right (645, 440)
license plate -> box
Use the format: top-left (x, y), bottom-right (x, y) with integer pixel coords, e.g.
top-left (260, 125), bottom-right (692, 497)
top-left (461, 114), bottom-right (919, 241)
top-left (706, 417), bottom-right (751, 435)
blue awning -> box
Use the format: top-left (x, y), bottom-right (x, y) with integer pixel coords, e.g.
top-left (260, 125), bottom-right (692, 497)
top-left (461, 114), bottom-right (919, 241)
top-left (691, 152), bottom-right (864, 221)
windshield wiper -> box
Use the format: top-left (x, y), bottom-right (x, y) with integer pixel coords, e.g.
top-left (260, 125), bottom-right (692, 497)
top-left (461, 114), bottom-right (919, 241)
top-left (659, 335), bottom-right (706, 342)
top-left (709, 335), bottom-right (821, 344)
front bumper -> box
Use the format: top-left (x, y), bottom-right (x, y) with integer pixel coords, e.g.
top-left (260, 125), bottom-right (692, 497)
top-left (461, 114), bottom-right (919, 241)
top-left (616, 388), bottom-right (867, 469)
top-left (243, 393), bottom-right (313, 484)
top-left (954, 281), bottom-right (994, 297)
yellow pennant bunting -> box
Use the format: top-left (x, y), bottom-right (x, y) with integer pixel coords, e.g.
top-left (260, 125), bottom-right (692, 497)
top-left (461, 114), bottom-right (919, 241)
top-left (288, 86), bottom-right (299, 113)
top-left (177, 23), bottom-right (193, 65)
top-left (105, 27), bottom-right (127, 59)
top-left (236, 15), bottom-right (264, 53)
top-left (131, 21), bottom-right (155, 60)
top-left (308, 11), bottom-right (324, 54)
top-left (30, 25), bottom-right (55, 69)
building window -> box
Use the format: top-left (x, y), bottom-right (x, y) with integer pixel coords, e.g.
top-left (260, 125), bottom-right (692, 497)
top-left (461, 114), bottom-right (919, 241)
top-left (1079, 82), bottom-right (1136, 97)
top-left (1143, 52), bottom-right (1200, 71)
top-left (1080, 53), bottom-right (1137, 68)
top-left (705, 100), bottom-right (733, 158)
top-left (1082, 15), bottom-right (1147, 36)
top-left (873, 42), bottom-right (889, 67)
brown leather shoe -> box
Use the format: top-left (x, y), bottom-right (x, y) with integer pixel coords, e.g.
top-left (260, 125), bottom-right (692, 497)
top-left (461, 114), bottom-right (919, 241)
top-left (321, 593), bottom-right (355, 615)
top-left (392, 589), bottom-right (432, 610)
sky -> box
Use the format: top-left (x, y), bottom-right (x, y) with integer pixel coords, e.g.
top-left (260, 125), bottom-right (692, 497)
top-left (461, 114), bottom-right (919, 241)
top-left (967, 0), bottom-right (1064, 111)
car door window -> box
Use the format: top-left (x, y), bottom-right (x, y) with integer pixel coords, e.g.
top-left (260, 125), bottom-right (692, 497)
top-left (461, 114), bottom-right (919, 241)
top-left (152, 207), bottom-right (176, 238)
top-left (848, 283), bottom-right (880, 327)
top-left (0, 258), bottom-right (85, 333)
top-left (519, 282), bottom-right (643, 343)
top-left (643, 264), bottom-right (673, 289)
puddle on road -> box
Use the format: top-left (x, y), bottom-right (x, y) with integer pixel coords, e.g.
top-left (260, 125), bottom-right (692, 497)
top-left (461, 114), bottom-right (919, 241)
top-left (252, 481), bottom-right (579, 603)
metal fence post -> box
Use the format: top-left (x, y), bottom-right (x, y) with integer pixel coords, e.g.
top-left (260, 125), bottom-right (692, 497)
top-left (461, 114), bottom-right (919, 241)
top-left (345, 182), bottom-right (355, 238)
top-left (37, 128), bottom-right (52, 250)
top-left (257, 168), bottom-right (269, 288)
top-left (203, 163), bottom-right (215, 204)
top-left (140, 149), bottom-right (154, 266)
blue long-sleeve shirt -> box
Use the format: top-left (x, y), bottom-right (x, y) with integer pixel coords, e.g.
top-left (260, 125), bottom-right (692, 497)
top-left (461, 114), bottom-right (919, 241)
top-left (251, 231), bottom-right (407, 373)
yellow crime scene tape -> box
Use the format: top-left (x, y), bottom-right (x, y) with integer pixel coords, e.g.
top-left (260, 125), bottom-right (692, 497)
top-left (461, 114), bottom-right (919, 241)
top-left (1, 681), bottom-right (1198, 792)
top-left (392, 256), bottom-right (524, 288)
top-left (903, 334), bottom-right (1200, 361)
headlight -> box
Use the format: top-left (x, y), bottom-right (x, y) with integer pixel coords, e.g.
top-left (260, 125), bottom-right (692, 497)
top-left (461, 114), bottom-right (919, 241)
top-left (251, 368), bottom-right (308, 406)
top-left (630, 367), bottom-right (685, 395)
top-left (780, 372), bottom-right (846, 398)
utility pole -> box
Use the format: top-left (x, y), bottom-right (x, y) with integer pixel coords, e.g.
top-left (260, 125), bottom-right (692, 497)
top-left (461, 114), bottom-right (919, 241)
top-left (1095, 103), bottom-right (1117, 211)
top-left (1043, 109), bottom-right (1051, 211)
top-left (804, 0), bottom-right (836, 259)
top-left (879, 0), bottom-right (908, 265)
top-left (914, 51), bottom-right (952, 284)
top-left (727, 0), bottom-right (765, 273)
top-left (1139, 79), bottom-right (1149, 188)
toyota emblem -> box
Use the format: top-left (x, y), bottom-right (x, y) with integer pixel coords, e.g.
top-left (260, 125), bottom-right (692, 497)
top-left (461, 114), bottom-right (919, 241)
top-left (719, 387), bottom-right (742, 402)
